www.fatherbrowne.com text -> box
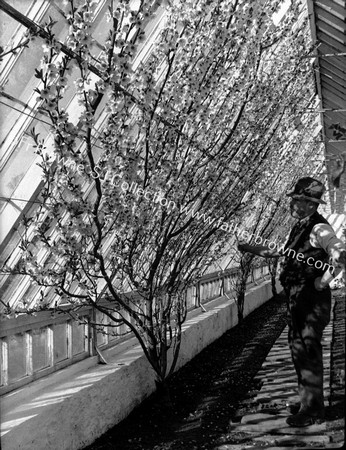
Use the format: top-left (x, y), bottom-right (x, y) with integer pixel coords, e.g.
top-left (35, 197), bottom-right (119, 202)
top-left (57, 157), bottom-right (335, 274)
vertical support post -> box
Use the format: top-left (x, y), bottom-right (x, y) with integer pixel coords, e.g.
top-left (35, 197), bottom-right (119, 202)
top-left (220, 272), bottom-right (225, 297)
top-left (47, 325), bottom-right (54, 367)
top-left (90, 307), bottom-right (97, 357)
top-left (26, 331), bottom-right (33, 377)
top-left (67, 320), bottom-right (72, 359)
top-left (1, 338), bottom-right (9, 387)
top-left (196, 281), bottom-right (201, 308)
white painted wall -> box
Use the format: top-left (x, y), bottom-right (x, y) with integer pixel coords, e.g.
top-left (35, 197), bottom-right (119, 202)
top-left (1, 279), bottom-right (282, 450)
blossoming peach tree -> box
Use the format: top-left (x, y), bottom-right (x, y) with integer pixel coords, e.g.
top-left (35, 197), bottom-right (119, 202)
top-left (230, 129), bottom-right (324, 319)
top-left (3, 0), bottom-right (319, 388)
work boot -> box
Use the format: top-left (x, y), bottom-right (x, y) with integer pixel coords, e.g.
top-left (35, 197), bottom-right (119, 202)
top-left (286, 411), bottom-right (324, 427)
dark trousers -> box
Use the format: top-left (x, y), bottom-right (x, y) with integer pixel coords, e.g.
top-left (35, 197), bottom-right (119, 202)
top-left (285, 282), bottom-right (331, 415)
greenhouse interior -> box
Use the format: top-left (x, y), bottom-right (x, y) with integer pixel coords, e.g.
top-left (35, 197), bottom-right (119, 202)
top-left (0, 0), bottom-right (345, 449)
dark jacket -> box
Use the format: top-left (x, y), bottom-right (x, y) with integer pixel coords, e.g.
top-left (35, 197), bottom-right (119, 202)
top-left (279, 212), bottom-right (330, 289)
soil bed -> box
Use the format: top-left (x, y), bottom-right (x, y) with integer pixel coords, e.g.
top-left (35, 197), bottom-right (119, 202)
top-left (86, 294), bottom-right (288, 450)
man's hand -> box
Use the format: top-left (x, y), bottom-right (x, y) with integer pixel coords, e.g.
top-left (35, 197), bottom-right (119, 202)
top-left (238, 243), bottom-right (251, 253)
top-left (314, 276), bottom-right (329, 291)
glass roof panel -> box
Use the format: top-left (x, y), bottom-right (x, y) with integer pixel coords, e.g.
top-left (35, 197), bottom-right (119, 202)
top-left (0, 0), bottom-right (35, 46)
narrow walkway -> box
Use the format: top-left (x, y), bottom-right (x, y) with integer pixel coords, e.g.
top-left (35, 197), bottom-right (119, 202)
top-left (223, 295), bottom-right (344, 449)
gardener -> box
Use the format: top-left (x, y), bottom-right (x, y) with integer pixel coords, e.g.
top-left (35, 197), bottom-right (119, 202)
top-left (238, 177), bottom-right (345, 427)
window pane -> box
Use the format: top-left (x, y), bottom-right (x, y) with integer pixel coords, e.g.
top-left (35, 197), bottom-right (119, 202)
top-left (107, 313), bottom-right (129, 341)
top-left (53, 323), bottom-right (68, 363)
top-left (108, 325), bottom-right (120, 342)
top-left (8, 333), bottom-right (27, 382)
top-left (96, 312), bottom-right (107, 346)
top-left (0, 120), bottom-right (50, 203)
top-left (32, 327), bottom-right (49, 371)
top-left (72, 321), bottom-right (87, 356)
top-left (0, 1), bottom-right (33, 48)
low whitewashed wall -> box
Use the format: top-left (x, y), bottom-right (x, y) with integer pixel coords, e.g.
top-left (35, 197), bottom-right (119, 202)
top-left (1, 279), bottom-right (282, 450)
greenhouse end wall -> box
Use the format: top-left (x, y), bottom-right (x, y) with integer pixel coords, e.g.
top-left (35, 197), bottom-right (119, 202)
top-left (1, 279), bottom-right (282, 450)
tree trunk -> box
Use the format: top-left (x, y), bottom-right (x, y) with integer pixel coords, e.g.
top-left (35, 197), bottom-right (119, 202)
top-left (154, 378), bottom-right (174, 413)
top-left (271, 273), bottom-right (278, 298)
top-left (269, 258), bottom-right (278, 299)
top-left (237, 290), bottom-right (245, 322)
